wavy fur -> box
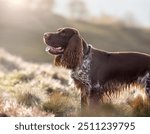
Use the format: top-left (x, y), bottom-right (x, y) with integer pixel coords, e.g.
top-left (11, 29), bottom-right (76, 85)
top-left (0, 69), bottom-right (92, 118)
top-left (55, 34), bottom-right (83, 69)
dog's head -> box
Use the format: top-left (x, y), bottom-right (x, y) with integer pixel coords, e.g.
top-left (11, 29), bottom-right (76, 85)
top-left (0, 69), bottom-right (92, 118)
top-left (43, 27), bottom-right (83, 69)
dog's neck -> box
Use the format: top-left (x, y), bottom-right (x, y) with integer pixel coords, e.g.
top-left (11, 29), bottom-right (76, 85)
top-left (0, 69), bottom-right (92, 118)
top-left (71, 52), bottom-right (92, 86)
top-left (82, 38), bottom-right (92, 56)
top-left (71, 41), bottom-right (92, 86)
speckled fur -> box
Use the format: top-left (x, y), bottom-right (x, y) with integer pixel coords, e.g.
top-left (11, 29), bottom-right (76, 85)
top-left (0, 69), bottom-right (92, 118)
top-left (71, 54), bottom-right (92, 86)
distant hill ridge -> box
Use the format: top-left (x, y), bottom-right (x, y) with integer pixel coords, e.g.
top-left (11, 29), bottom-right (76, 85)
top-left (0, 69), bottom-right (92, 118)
top-left (0, 13), bottom-right (150, 62)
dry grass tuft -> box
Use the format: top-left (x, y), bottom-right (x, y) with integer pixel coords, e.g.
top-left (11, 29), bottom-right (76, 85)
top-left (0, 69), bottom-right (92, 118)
top-left (127, 95), bottom-right (150, 116)
top-left (16, 92), bottom-right (41, 107)
top-left (42, 92), bottom-right (78, 116)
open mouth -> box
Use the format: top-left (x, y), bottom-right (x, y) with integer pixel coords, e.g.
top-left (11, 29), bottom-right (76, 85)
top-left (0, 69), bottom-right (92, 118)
top-left (45, 45), bottom-right (64, 55)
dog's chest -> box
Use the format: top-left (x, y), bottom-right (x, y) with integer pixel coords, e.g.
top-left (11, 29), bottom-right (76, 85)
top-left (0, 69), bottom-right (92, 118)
top-left (71, 56), bottom-right (91, 85)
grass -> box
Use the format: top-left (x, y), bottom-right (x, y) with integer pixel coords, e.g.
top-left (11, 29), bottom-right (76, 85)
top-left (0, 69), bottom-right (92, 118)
top-left (0, 48), bottom-right (150, 117)
top-left (0, 48), bottom-right (79, 116)
top-left (127, 95), bottom-right (150, 116)
top-left (16, 92), bottom-right (41, 107)
top-left (42, 91), bottom-right (79, 117)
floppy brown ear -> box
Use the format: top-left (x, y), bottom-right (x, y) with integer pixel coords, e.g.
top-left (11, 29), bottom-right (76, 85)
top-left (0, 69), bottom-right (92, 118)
top-left (61, 34), bottom-right (83, 69)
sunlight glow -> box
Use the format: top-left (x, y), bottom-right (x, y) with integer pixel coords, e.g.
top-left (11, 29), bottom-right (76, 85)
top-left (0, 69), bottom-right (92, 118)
top-left (8, 0), bottom-right (25, 7)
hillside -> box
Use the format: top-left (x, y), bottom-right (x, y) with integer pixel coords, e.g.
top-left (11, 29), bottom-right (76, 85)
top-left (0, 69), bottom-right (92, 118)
top-left (0, 49), bottom-right (150, 117)
top-left (0, 48), bottom-right (80, 116)
top-left (0, 12), bottom-right (150, 62)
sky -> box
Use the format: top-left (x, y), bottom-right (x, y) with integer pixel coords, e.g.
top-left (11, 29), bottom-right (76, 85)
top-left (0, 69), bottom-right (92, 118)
top-left (54, 0), bottom-right (150, 27)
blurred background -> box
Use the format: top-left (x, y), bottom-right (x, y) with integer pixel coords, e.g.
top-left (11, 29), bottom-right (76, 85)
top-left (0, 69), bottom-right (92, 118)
top-left (0, 0), bottom-right (150, 117)
top-left (0, 0), bottom-right (150, 63)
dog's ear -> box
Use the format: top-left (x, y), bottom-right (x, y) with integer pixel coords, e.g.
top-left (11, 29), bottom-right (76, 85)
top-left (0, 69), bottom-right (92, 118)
top-left (61, 33), bottom-right (83, 69)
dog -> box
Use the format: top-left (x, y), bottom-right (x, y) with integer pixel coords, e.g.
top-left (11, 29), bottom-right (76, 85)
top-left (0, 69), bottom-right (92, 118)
top-left (43, 27), bottom-right (150, 112)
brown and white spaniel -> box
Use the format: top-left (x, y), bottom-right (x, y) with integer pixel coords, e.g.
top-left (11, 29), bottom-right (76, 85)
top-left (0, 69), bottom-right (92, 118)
top-left (43, 27), bottom-right (150, 112)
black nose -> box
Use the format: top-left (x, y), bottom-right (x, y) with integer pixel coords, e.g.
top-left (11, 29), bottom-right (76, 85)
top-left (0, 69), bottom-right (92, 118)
top-left (43, 33), bottom-right (50, 38)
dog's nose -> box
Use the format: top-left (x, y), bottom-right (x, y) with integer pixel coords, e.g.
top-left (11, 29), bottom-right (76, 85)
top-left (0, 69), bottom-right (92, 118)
top-left (43, 33), bottom-right (50, 38)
